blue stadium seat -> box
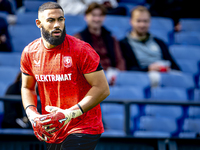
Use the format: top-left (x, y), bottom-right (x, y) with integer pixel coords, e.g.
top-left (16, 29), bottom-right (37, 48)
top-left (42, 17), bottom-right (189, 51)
top-left (169, 45), bottom-right (200, 61)
top-left (16, 12), bottom-right (37, 25)
top-left (24, 0), bottom-right (56, 12)
top-left (160, 73), bottom-right (195, 89)
top-left (103, 15), bottom-right (131, 40)
top-left (66, 26), bottom-right (86, 36)
top-left (9, 25), bottom-right (40, 52)
top-left (150, 87), bottom-right (188, 101)
top-left (130, 104), bottom-right (140, 132)
top-left (180, 18), bottom-right (200, 32)
top-left (115, 71), bottom-right (150, 88)
top-left (65, 15), bottom-right (86, 30)
top-left (176, 60), bottom-right (199, 75)
top-left (144, 105), bottom-right (183, 119)
top-left (150, 17), bottom-right (174, 33)
top-left (174, 31), bottom-right (200, 45)
top-left (0, 83), bottom-right (7, 96)
top-left (0, 66), bottom-right (20, 88)
top-left (101, 103), bottom-right (126, 136)
top-left (134, 131), bottom-right (171, 138)
top-left (150, 29), bottom-right (170, 45)
top-left (188, 106), bottom-right (200, 118)
top-left (134, 116), bottom-right (178, 137)
top-left (0, 52), bottom-right (21, 68)
top-left (106, 86), bottom-right (146, 101)
top-left (179, 118), bottom-right (200, 138)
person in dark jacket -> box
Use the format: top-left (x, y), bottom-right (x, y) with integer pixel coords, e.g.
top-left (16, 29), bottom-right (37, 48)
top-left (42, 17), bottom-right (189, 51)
top-left (74, 2), bottom-right (125, 71)
top-left (120, 6), bottom-right (180, 72)
top-left (0, 16), bottom-right (12, 52)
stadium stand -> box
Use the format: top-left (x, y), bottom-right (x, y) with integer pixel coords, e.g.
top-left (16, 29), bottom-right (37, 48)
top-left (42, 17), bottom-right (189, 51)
top-left (180, 18), bottom-right (200, 32)
top-left (179, 118), bottom-right (200, 138)
top-left (0, 66), bottom-right (20, 96)
top-left (134, 116), bottom-right (178, 138)
top-left (150, 87), bottom-right (189, 101)
top-left (24, 0), bottom-right (56, 12)
top-left (0, 52), bottom-right (21, 68)
top-left (8, 25), bottom-right (40, 52)
top-left (115, 71), bottom-right (150, 88)
top-left (16, 12), bottom-right (37, 25)
top-left (169, 45), bottom-right (200, 61)
top-left (159, 73), bottom-right (195, 100)
top-left (160, 73), bottom-right (195, 89)
top-left (174, 31), bottom-right (200, 46)
top-left (106, 86), bottom-right (146, 100)
top-left (1, 1), bottom-right (200, 149)
top-left (101, 103), bottom-right (126, 136)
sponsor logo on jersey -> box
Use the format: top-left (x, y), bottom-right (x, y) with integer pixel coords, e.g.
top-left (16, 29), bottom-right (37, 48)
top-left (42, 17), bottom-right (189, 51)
top-left (34, 60), bottom-right (40, 67)
top-left (63, 56), bottom-right (72, 68)
top-left (35, 73), bottom-right (72, 82)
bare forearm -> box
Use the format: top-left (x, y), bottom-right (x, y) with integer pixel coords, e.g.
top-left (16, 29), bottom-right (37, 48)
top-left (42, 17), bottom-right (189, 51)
top-left (21, 87), bottom-right (38, 110)
top-left (70, 85), bottom-right (109, 112)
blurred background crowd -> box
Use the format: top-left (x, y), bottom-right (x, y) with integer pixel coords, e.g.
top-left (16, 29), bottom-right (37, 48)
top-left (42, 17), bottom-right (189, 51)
top-left (1, 0), bottom-right (200, 139)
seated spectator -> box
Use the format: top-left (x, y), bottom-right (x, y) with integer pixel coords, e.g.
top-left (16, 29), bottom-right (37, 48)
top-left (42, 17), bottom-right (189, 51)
top-left (74, 2), bottom-right (125, 71)
top-left (2, 72), bottom-right (38, 128)
top-left (58, 0), bottom-right (126, 16)
top-left (0, 16), bottom-right (12, 52)
top-left (120, 6), bottom-right (180, 86)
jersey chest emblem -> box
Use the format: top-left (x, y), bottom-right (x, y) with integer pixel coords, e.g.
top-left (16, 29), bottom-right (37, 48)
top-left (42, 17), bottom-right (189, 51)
top-left (63, 56), bottom-right (72, 68)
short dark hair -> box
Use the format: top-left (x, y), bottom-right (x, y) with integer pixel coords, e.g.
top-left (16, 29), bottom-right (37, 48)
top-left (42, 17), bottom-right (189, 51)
top-left (85, 2), bottom-right (107, 16)
top-left (131, 6), bottom-right (151, 18)
top-left (38, 2), bottom-right (63, 13)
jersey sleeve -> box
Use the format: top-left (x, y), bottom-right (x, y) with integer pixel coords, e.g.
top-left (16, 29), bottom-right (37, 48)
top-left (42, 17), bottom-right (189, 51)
top-left (20, 46), bottom-right (33, 76)
top-left (78, 43), bottom-right (101, 74)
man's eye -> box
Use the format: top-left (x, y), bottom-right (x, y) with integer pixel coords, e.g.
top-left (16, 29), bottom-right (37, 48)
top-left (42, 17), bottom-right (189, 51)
top-left (48, 20), bottom-right (53, 22)
top-left (59, 18), bottom-right (64, 21)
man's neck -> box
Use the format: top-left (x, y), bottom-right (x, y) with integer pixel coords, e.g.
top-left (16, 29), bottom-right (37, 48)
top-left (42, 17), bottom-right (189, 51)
top-left (88, 27), bottom-right (101, 36)
top-left (42, 38), bottom-right (56, 49)
top-left (130, 31), bottom-right (148, 41)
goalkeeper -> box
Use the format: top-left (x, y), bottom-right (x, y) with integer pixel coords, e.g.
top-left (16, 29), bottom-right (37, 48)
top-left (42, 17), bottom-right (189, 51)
top-left (20, 2), bottom-right (110, 150)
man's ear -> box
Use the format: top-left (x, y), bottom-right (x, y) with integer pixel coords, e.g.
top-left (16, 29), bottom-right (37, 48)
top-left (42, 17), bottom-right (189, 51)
top-left (36, 19), bottom-right (42, 28)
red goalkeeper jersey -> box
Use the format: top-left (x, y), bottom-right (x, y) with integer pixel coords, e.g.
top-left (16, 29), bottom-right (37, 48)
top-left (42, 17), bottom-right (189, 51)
top-left (20, 34), bottom-right (104, 143)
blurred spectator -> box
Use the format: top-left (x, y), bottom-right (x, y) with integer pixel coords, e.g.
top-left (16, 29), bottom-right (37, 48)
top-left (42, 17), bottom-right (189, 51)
top-left (74, 2), bottom-right (125, 72)
top-left (58, 0), bottom-right (126, 16)
top-left (120, 6), bottom-right (180, 86)
top-left (0, 16), bottom-right (12, 52)
top-left (2, 72), bottom-right (29, 128)
top-left (0, 0), bottom-right (14, 14)
top-left (2, 72), bottom-right (38, 128)
top-left (147, 0), bottom-right (182, 32)
top-left (0, 0), bottom-right (16, 24)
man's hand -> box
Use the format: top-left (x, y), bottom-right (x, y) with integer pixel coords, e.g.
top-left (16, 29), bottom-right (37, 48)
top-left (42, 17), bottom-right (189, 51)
top-left (26, 106), bottom-right (53, 141)
top-left (40, 105), bottom-right (83, 133)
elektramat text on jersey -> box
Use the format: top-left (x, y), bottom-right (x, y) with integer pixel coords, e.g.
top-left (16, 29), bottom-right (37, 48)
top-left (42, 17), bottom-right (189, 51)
top-left (35, 73), bottom-right (72, 82)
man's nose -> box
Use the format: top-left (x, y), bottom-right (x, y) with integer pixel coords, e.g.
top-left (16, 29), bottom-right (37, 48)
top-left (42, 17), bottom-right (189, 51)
top-left (54, 21), bottom-right (60, 28)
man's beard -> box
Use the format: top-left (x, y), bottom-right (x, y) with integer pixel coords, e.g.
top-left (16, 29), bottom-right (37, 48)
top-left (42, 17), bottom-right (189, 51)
top-left (41, 26), bottom-right (66, 46)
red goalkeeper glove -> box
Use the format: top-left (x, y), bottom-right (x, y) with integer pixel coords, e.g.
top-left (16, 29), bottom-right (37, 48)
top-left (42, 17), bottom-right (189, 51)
top-left (26, 105), bottom-right (53, 141)
top-left (40, 105), bottom-right (83, 133)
